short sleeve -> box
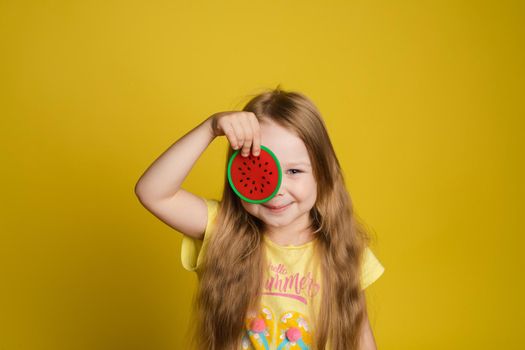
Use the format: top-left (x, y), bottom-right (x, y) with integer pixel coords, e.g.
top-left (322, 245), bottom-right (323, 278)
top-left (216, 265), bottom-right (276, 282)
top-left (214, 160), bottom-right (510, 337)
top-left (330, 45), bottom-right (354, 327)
top-left (360, 247), bottom-right (385, 290)
top-left (180, 198), bottom-right (220, 273)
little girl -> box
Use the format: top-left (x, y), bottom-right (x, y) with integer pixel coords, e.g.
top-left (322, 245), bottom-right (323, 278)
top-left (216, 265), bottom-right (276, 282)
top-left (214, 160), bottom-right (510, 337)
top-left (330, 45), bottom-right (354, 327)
top-left (135, 87), bottom-right (385, 350)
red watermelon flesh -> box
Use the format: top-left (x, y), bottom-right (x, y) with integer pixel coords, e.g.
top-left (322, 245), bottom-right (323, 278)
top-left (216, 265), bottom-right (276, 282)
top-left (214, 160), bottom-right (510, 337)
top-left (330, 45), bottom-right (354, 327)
top-left (227, 145), bottom-right (282, 203)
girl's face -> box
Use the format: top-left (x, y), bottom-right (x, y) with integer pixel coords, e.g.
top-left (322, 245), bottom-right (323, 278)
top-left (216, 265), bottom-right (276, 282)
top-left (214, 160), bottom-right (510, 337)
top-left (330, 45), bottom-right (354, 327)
top-left (240, 119), bottom-right (317, 239)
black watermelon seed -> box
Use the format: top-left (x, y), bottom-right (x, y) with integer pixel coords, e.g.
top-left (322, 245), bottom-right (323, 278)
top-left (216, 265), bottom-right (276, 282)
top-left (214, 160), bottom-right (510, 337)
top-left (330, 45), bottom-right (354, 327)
top-left (244, 184), bottom-right (247, 187)
top-left (250, 190), bottom-right (253, 194)
top-left (240, 179), bottom-right (243, 182)
top-left (269, 172), bottom-right (272, 175)
top-left (242, 172), bottom-right (245, 175)
top-left (267, 181), bottom-right (270, 184)
top-left (252, 181), bottom-right (255, 184)
top-left (265, 162), bottom-right (268, 165)
top-left (247, 167), bottom-right (251, 170)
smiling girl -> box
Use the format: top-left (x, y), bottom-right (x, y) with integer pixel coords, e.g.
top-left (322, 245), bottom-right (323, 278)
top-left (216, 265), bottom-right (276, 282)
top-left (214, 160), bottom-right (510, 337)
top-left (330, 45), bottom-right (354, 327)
top-left (135, 87), bottom-right (385, 350)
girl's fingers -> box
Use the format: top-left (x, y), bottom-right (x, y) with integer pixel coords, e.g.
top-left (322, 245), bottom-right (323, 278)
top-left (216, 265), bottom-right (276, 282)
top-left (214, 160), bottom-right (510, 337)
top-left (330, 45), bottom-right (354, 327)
top-left (248, 114), bottom-right (261, 156)
top-left (230, 117), bottom-right (245, 150)
top-left (216, 112), bottom-right (260, 153)
top-left (238, 115), bottom-right (253, 157)
top-left (221, 120), bottom-right (239, 149)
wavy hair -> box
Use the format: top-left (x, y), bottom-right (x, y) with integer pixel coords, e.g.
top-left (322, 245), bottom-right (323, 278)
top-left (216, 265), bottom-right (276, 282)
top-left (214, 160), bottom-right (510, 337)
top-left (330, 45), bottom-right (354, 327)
top-left (187, 85), bottom-right (371, 350)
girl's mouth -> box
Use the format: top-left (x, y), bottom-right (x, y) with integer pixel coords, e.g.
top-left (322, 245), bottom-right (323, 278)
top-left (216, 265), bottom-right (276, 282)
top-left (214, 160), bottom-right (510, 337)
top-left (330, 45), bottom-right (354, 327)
top-left (263, 202), bottom-right (292, 213)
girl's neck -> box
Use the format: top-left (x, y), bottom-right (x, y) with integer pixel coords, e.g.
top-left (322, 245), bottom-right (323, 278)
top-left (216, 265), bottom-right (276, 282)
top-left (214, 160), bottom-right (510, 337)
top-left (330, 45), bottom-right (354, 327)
top-left (263, 225), bottom-right (315, 246)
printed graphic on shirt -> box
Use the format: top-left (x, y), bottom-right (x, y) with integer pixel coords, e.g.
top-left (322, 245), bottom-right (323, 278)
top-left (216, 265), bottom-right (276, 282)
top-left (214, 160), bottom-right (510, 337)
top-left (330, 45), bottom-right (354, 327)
top-left (242, 304), bottom-right (313, 350)
top-left (243, 304), bottom-right (275, 349)
top-left (262, 261), bottom-right (321, 305)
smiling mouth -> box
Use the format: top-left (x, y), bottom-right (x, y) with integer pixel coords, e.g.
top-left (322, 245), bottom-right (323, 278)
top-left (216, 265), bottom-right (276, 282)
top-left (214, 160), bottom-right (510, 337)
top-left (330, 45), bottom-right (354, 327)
top-left (263, 203), bottom-right (292, 210)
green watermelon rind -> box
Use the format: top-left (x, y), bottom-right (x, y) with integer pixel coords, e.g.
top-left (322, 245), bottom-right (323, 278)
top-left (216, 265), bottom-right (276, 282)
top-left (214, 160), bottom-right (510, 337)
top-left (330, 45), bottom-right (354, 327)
top-left (227, 144), bottom-right (282, 204)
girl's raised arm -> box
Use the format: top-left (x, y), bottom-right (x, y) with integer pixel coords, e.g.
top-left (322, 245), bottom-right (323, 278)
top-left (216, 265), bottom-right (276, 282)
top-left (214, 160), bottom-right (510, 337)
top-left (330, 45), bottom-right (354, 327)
top-left (134, 112), bottom-right (261, 240)
top-left (134, 116), bottom-right (216, 239)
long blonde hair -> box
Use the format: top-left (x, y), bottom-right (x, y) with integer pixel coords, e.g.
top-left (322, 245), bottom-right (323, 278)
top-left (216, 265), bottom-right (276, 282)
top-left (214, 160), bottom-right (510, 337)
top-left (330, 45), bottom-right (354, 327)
top-left (188, 86), bottom-right (371, 350)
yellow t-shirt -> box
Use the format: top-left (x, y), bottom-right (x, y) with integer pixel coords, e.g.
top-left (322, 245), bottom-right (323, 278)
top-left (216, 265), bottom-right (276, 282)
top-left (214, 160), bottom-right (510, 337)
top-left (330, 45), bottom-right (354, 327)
top-left (181, 198), bottom-right (385, 350)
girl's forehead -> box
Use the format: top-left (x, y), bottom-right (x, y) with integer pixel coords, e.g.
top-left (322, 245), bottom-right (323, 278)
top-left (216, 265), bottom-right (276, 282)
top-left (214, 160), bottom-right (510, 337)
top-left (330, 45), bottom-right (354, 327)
top-left (259, 121), bottom-right (310, 163)
top-left (260, 119), bottom-right (299, 141)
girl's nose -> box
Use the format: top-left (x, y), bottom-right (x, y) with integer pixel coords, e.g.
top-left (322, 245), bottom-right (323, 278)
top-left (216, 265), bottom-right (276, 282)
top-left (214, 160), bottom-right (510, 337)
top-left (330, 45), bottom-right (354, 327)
top-left (275, 177), bottom-right (287, 196)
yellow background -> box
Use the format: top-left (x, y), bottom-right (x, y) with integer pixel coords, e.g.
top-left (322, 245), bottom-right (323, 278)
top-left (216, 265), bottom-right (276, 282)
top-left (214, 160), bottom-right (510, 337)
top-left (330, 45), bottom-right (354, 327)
top-left (1, 0), bottom-right (523, 349)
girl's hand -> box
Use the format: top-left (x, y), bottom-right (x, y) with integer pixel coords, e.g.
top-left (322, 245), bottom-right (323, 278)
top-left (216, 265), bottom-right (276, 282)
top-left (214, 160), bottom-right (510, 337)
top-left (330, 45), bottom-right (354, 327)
top-left (209, 111), bottom-right (262, 157)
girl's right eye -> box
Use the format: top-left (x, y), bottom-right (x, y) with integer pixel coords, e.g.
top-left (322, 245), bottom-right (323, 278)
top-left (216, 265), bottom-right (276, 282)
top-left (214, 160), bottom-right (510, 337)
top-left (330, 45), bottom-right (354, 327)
top-left (288, 169), bottom-right (302, 175)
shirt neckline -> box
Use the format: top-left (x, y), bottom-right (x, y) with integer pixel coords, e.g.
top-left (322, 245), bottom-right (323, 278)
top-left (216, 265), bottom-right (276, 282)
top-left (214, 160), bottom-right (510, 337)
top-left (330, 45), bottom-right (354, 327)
top-left (263, 234), bottom-right (315, 249)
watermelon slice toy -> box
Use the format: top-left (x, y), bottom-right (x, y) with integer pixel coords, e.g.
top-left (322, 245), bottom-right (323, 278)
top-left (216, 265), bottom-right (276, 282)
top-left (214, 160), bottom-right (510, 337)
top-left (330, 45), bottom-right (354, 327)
top-left (227, 145), bottom-right (282, 204)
